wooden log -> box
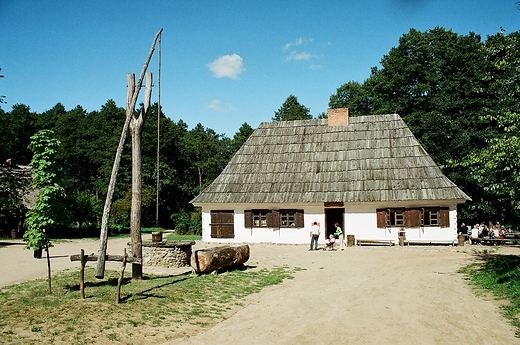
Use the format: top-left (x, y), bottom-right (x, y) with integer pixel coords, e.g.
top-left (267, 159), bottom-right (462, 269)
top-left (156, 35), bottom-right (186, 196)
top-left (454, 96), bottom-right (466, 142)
top-left (191, 245), bottom-right (250, 274)
top-left (70, 253), bottom-right (141, 264)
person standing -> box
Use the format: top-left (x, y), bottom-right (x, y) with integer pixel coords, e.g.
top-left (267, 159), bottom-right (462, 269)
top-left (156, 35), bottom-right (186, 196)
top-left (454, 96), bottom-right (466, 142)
top-left (309, 222), bottom-right (320, 250)
top-left (335, 222), bottom-right (344, 250)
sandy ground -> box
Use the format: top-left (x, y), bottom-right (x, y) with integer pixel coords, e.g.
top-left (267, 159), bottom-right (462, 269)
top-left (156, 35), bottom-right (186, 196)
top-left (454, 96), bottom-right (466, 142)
top-left (1, 238), bottom-right (519, 344)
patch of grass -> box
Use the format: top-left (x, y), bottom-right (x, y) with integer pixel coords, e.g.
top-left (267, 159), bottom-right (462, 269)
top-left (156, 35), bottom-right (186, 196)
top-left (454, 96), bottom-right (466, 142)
top-left (0, 265), bottom-right (294, 344)
top-left (460, 255), bottom-right (520, 337)
top-left (165, 233), bottom-right (202, 241)
top-left (141, 227), bottom-right (165, 234)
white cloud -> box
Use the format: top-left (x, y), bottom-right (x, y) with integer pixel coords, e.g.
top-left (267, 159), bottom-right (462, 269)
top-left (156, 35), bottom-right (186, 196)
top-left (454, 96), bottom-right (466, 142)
top-left (207, 99), bottom-right (221, 110)
top-left (206, 99), bottom-right (236, 113)
top-left (282, 37), bottom-right (313, 51)
top-left (308, 64), bottom-right (323, 70)
top-left (207, 53), bottom-right (245, 80)
top-left (285, 51), bottom-right (313, 61)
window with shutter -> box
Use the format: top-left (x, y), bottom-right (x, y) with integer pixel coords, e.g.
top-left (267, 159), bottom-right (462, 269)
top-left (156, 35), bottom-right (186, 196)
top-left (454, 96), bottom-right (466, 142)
top-left (376, 209), bottom-right (386, 228)
top-left (252, 210), bottom-right (269, 227)
top-left (389, 208), bottom-right (405, 226)
top-left (210, 210), bottom-right (235, 238)
top-left (422, 208), bottom-right (440, 226)
top-left (270, 210), bottom-right (280, 229)
top-left (439, 208), bottom-right (450, 228)
top-left (244, 210), bottom-right (252, 228)
top-left (295, 210), bottom-right (304, 228)
top-left (406, 209), bottom-right (421, 227)
top-left (377, 207), bottom-right (450, 228)
top-left (278, 209), bottom-right (304, 228)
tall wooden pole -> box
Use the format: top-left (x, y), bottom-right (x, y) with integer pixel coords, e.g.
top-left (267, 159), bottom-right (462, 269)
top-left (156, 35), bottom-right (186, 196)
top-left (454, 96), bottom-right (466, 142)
top-left (95, 28), bottom-right (163, 279)
top-left (129, 72), bottom-right (152, 280)
top-left (156, 32), bottom-right (161, 226)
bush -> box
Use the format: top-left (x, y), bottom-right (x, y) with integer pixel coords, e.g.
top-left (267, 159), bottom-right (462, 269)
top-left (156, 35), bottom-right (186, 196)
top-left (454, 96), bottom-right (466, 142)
top-left (171, 208), bottom-right (201, 235)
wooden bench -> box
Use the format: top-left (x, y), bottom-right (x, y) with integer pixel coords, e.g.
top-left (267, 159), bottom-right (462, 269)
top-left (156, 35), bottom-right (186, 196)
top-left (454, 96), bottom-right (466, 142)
top-left (356, 239), bottom-right (395, 246)
top-left (404, 239), bottom-right (455, 246)
top-left (470, 238), bottom-right (508, 246)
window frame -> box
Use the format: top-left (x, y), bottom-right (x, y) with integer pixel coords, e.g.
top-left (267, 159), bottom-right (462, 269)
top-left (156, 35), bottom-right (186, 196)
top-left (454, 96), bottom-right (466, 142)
top-left (252, 209), bottom-right (270, 228)
top-left (388, 208), bottom-right (406, 227)
top-left (244, 209), bottom-right (304, 228)
top-left (421, 207), bottom-right (439, 226)
top-left (279, 209), bottom-right (298, 228)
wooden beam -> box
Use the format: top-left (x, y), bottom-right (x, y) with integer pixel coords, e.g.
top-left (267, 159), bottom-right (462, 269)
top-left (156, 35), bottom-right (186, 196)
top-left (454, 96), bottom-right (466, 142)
top-left (71, 253), bottom-right (141, 264)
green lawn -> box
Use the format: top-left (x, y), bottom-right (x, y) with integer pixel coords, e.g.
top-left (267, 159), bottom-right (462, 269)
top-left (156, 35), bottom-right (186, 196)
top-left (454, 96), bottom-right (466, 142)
top-left (0, 265), bottom-right (297, 344)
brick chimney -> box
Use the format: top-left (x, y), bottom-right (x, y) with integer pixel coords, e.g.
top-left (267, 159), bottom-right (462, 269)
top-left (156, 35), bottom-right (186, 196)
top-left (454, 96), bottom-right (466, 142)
top-left (327, 108), bottom-right (349, 127)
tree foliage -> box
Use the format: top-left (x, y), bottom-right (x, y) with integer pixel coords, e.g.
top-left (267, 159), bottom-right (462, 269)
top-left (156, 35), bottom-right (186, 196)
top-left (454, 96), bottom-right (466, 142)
top-left (0, 98), bottom-right (246, 235)
top-left (459, 30), bottom-right (520, 223)
top-left (330, 27), bottom-right (520, 225)
top-left (273, 95), bottom-right (312, 121)
top-left (23, 130), bottom-right (66, 249)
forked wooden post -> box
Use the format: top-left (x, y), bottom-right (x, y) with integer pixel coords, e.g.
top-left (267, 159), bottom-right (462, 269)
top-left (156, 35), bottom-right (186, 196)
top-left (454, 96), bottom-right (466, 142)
top-left (116, 249), bottom-right (127, 304)
top-left (80, 249), bottom-right (86, 299)
top-left (72, 249), bottom-right (138, 303)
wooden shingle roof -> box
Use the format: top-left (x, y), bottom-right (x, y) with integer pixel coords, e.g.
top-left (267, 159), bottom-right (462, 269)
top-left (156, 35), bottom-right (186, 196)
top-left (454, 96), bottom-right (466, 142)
top-left (191, 114), bottom-right (470, 204)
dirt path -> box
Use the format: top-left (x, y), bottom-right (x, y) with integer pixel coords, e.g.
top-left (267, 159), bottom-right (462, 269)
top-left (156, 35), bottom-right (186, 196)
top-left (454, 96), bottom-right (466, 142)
top-left (1, 239), bottom-right (519, 344)
top-left (171, 244), bottom-right (520, 345)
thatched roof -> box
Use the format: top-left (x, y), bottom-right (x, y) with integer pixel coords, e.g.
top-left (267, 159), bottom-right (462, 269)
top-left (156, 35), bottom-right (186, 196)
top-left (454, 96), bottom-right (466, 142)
top-left (191, 114), bottom-right (470, 204)
top-left (0, 164), bottom-right (37, 209)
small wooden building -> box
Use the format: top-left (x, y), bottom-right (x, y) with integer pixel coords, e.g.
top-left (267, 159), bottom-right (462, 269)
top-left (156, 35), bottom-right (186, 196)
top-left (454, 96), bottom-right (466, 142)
top-left (191, 109), bottom-right (470, 245)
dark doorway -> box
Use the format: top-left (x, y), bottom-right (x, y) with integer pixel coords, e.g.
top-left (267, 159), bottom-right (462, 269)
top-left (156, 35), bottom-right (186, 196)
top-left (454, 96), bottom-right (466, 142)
top-left (325, 208), bottom-right (344, 238)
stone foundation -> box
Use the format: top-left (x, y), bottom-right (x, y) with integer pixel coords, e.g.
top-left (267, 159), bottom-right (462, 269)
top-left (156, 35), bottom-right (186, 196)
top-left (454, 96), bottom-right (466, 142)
top-left (132, 240), bottom-right (195, 268)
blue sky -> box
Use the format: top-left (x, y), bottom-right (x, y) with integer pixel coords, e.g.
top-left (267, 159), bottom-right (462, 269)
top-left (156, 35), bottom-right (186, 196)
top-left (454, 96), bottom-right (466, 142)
top-left (1, 1), bottom-right (519, 137)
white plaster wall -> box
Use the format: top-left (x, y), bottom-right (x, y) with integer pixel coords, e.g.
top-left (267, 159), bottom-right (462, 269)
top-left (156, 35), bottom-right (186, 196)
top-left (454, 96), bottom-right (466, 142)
top-left (344, 205), bottom-right (397, 242)
top-left (343, 205), bottom-right (459, 244)
top-left (199, 203), bottom-right (460, 245)
top-left (200, 204), bottom-right (325, 244)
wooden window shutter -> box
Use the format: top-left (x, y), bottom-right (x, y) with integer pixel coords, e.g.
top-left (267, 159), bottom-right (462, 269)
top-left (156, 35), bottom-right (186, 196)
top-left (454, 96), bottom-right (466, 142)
top-left (406, 209), bottom-right (421, 228)
top-left (376, 209), bottom-right (386, 228)
top-left (439, 208), bottom-right (450, 228)
top-left (295, 210), bottom-right (304, 228)
top-left (271, 210), bottom-right (280, 229)
top-left (244, 210), bottom-right (252, 228)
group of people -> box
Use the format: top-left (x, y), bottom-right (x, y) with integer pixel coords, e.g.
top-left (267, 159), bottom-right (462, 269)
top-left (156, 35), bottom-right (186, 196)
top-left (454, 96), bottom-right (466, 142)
top-left (459, 221), bottom-right (508, 240)
top-left (309, 222), bottom-right (345, 251)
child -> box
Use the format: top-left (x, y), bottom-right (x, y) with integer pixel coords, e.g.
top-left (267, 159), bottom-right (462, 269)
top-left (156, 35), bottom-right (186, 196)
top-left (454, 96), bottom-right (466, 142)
top-left (324, 234), bottom-right (336, 250)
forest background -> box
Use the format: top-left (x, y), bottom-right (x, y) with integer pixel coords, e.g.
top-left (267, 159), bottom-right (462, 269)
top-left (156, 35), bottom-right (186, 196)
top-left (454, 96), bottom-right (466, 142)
top-left (1, 27), bottom-right (519, 236)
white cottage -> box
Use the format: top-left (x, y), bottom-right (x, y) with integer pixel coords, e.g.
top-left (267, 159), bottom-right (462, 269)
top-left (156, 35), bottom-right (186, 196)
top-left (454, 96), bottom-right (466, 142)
top-left (191, 109), bottom-right (470, 245)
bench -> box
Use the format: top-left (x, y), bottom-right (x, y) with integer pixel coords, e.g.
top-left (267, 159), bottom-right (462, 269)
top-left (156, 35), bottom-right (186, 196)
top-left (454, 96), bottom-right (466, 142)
top-left (470, 238), bottom-right (508, 246)
top-left (356, 239), bottom-right (395, 246)
top-left (404, 239), bottom-right (456, 246)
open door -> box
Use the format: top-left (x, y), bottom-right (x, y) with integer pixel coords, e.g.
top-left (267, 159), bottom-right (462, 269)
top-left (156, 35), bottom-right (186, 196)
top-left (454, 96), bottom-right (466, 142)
top-left (325, 207), bottom-right (344, 239)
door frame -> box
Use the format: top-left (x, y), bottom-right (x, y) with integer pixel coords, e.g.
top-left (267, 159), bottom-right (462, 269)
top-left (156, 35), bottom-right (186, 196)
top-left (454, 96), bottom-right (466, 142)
top-left (325, 207), bottom-right (344, 239)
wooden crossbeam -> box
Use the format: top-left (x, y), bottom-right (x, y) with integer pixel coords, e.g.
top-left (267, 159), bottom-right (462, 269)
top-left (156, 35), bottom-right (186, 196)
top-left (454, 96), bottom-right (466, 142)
top-left (70, 253), bottom-right (141, 264)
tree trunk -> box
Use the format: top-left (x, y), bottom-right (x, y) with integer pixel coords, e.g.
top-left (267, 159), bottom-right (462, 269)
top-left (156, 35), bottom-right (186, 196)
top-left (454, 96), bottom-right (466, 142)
top-left (191, 245), bottom-right (250, 274)
top-left (129, 72), bottom-right (152, 280)
top-left (95, 28), bottom-right (163, 279)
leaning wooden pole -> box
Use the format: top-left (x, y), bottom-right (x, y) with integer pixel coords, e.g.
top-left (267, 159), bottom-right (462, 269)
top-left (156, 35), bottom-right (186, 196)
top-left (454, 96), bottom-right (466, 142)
top-left (95, 28), bottom-right (163, 279)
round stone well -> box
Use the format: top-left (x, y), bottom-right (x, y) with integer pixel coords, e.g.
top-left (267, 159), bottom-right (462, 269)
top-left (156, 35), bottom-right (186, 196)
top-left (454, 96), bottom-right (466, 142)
top-left (140, 240), bottom-right (195, 268)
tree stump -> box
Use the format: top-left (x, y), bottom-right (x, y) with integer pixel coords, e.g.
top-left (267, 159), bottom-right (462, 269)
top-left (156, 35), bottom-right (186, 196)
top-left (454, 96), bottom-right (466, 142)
top-left (191, 245), bottom-right (250, 274)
